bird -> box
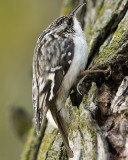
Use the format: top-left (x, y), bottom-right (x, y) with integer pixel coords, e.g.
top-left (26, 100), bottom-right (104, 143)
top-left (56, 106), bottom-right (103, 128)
top-left (32, 3), bottom-right (88, 158)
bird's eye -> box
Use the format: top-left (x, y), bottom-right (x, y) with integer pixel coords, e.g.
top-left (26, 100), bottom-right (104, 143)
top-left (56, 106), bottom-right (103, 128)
top-left (67, 21), bottom-right (71, 25)
top-left (67, 19), bottom-right (72, 26)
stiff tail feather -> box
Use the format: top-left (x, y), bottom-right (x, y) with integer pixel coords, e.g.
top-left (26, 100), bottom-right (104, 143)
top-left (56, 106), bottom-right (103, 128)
top-left (50, 109), bottom-right (74, 158)
top-left (36, 106), bottom-right (48, 134)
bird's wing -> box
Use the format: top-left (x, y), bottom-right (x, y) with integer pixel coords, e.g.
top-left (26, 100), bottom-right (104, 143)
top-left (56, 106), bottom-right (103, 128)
top-left (32, 34), bottom-right (74, 132)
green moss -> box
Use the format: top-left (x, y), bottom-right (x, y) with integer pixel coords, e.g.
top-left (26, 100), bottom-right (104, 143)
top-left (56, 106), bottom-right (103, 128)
top-left (88, 0), bottom-right (124, 59)
top-left (95, 13), bottom-right (128, 68)
top-left (84, 146), bottom-right (87, 151)
top-left (70, 124), bottom-right (75, 131)
top-left (79, 110), bottom-right (97, 145)
top-left (80, 83), bottom-right (97, 115)
top-left (21, 126), bottom-right (36, 160)
top-left (126, 99), bottom-right (128, 105)
top-left (38, 129), bottom-right (58, 160)
top-left (44, 133), bottom-right (67, 160)
top-left (75, 83), bottom-right (99, 159)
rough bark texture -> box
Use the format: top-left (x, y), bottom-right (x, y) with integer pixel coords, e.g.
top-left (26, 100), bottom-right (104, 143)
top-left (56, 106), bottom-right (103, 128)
top-left (21, 0), bottom-right (128, 159)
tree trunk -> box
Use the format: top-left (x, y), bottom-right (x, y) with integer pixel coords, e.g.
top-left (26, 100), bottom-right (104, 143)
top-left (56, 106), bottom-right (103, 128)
top-left (21, 0), bottom-right (128, 159)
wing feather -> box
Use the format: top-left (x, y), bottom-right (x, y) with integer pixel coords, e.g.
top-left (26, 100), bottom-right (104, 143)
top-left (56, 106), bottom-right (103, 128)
top-left (32, 34), bottom-right (74, 132)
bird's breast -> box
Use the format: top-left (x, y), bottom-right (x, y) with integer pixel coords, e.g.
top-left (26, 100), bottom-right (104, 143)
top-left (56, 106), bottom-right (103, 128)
top-left (57, 35), bottom-right (88, 102)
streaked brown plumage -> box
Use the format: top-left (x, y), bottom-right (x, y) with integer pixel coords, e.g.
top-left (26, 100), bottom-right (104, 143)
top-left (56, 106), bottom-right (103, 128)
top-left (32, 3), bottom-right (88, 157)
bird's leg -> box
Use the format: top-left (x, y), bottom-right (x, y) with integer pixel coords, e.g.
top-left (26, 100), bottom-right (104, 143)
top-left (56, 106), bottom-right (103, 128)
top-left (77, 59), bottom-right (109, 95)
top-left (121, 110), bottom-right (127, 118)
top-left (81, 69), bottom-right (105, 76)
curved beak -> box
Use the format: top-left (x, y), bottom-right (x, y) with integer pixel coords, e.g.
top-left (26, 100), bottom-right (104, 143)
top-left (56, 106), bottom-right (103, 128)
top-left (70, 3), bottom-right (86, 17)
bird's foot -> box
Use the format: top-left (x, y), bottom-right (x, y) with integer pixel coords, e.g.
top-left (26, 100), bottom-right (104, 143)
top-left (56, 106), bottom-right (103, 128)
top-left (77, 59), bottom-right (110, 95)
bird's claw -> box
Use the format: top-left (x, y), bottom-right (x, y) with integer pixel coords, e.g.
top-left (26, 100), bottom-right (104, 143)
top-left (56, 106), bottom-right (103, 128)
top-left (77, 58), bottom-right (111, 95)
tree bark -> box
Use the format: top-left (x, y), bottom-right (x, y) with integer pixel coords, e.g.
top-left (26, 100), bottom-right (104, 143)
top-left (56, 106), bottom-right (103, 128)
top-left (21, 0), bottom-right (128, 159)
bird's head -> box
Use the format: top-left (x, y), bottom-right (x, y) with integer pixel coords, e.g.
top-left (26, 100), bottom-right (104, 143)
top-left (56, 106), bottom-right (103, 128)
top-left (47, 3), bottom-right (86, 36)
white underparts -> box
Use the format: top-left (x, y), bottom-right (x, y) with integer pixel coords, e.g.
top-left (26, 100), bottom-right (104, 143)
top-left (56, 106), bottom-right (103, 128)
top-left (47, 17), bottom-right (88, 129)
top-left (46, 110), bottom-right (57, 128)
top-left (56, 17), bottom-right (88, 112)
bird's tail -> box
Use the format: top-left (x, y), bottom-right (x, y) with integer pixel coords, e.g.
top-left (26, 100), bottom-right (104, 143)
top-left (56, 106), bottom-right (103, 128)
top-left (36, 106), bottom-right (48, 134)
top-left (50, 108), bottom-right (74, 158)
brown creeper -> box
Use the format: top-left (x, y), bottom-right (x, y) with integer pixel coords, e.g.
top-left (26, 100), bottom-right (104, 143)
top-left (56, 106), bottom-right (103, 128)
top-left (32, 3), bottom-right (88, 158)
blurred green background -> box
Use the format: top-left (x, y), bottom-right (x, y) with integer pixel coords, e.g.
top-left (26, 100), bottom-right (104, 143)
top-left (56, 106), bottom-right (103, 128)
top-left (0, 0), bottom-right (62, 160)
